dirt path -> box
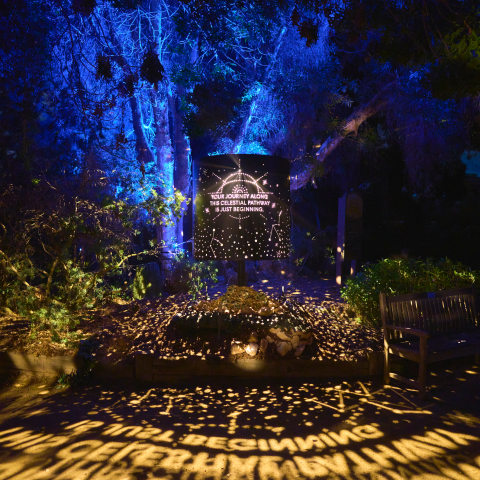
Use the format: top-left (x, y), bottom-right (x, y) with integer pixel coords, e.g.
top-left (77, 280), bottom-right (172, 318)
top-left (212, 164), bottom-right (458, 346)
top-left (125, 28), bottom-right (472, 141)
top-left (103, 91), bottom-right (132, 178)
top-left (0, 358), bottom-right (479, 480)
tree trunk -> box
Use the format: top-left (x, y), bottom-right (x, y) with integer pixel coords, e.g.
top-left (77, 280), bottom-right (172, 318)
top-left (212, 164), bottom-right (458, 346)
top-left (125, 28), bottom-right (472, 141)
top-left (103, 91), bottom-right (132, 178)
top-left (129, 95), bottom-right (155, 167)
top-left (169, 39), bottom-right (198, 248)
top-left (152, 95), bottom-right (176, 259)
top-left (168, 83), bottom-right (191, 248)
top-left (291, 81), bottom-right (398, 191)
top-left (103, 8), bottom-right (154, 169)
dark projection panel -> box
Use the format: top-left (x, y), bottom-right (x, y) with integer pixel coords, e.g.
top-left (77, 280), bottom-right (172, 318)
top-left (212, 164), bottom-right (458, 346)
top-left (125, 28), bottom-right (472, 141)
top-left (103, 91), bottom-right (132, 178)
top-left (193, 154), bottom-right (291, 261)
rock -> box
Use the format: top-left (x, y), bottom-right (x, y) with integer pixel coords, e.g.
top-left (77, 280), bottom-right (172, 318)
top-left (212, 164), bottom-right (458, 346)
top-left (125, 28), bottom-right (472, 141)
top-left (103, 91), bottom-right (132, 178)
top-left (231, 342), bottom-right (244, 355)
top-left (291, 335), bottom-right (300, 348)
top-left (294, 330), bottom-right (313, 340)
top-left (295, 344), bottom-right (305, 357)
top-left (266, 335), bottom-right (274, 344)
top-left (276, 341), bottom-right (292, 356)
top-left (259, 306), bottom-right (274, 316)
top-left (245, 343), bottom-right (258, 356)
top-left (241, 307), bottom-right (256, 315)
top-left (276, 331), bottom-right (292, 341)
top-left (269, 327), bottom-right (281, 335)
top-left (259, 338), bottom-right (269, 352)
top-left (248, 331), bottom-right (258, 343)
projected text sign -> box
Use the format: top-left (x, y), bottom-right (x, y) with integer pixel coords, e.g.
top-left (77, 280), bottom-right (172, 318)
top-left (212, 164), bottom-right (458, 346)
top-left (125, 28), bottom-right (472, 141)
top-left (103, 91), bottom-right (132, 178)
top-left (193, 154), bottom-right (291, 260)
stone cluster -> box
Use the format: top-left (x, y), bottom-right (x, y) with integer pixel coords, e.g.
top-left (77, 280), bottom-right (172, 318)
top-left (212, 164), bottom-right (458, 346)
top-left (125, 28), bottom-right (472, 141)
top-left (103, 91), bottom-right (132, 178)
top-left (230, 327), bottom-right (313, 358)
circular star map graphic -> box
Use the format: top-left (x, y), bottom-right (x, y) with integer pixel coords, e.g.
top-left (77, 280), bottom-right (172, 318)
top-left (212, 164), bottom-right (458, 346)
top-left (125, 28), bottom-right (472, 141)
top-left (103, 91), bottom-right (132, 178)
top-left (193, 154), bottom-right (291, 261)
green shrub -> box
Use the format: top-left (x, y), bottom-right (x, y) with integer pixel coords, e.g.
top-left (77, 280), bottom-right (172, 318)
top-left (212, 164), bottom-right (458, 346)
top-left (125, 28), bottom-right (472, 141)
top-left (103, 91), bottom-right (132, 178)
top-left (341, 258), bottom-right (479, 328)
top-left (56, 339), bottom-right (99, 389)
top-left (132, 262), bottom-right (164, 299)
top-left (0, 174), bottom-right (186, 343)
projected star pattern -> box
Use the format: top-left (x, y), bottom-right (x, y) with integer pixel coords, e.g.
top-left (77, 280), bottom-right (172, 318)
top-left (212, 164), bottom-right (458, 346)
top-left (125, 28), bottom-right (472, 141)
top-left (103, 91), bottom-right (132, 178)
top-left (194, 155), bottom-right (291, 261)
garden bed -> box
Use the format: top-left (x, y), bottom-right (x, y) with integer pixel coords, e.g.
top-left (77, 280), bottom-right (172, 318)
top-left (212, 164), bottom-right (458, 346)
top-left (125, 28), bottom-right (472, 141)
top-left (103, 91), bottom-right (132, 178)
top-left (0, 277), bottom-right (383, 370)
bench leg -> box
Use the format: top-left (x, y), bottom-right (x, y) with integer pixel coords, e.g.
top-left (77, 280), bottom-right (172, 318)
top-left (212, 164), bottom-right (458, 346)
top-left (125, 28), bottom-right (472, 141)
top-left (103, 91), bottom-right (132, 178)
top-left (384, 343), bottom-right (391, 385)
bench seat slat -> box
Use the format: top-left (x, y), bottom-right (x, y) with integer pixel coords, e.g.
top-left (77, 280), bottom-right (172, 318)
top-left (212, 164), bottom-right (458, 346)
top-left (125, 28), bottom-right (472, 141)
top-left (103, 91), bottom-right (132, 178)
top-left (403, 299), bottom-right (416, 329)
top-left (435, 297), bottom-right (448, 333)
top-left (390, 333), bottom-right (479, 353)
top-left (446, 295), bottom-right (460, 331)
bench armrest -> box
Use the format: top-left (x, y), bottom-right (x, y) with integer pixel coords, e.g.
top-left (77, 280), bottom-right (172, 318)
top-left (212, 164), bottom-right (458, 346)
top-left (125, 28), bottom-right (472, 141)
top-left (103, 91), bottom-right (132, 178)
top-left (385, 325), bottom-right (430, 337)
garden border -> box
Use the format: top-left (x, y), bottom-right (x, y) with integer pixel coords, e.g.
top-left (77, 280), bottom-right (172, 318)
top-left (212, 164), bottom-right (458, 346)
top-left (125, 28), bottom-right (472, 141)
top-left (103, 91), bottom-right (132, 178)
top-left (0, 351), bottom-right (383, 381)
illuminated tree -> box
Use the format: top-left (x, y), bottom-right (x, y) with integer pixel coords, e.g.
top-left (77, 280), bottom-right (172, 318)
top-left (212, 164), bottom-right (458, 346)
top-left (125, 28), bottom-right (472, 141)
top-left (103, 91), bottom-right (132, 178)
top-left (46, 1), bottom-right (193, 260)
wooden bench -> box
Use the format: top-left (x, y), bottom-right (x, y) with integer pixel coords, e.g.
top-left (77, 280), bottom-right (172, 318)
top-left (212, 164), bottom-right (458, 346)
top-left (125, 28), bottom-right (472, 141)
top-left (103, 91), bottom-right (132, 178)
top-left (380, 287), bottom-right (480, 398)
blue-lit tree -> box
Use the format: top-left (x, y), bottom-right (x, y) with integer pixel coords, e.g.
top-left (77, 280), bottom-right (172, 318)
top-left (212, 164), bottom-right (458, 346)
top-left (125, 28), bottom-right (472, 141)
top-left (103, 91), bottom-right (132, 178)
top-left (45, 0), bottom-right (194, 260)
top-left (7, 0), bottom-right (475, 233)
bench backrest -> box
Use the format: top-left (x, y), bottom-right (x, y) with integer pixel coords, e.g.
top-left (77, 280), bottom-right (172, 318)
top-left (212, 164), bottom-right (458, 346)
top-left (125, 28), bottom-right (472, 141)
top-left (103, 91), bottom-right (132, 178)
top-left (380, 287), bottom-right (478, 337)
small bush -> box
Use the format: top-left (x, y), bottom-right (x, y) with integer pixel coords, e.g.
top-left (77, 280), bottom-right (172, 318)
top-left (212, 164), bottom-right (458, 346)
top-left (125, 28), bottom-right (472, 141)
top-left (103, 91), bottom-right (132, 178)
top-left (132, 262), bottom-right (164, 299)
top-left (341, 257), bottom-right (479, 328)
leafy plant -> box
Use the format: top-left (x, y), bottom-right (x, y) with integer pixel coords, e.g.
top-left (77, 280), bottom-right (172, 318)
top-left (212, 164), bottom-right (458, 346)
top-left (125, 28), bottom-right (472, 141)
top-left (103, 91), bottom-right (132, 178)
top-left (165, 250), bottom-right (217, 300)
top-left (132, 262), bottom-right (163, 299)
top-left (341, 257), bottom-right (479, 328)
top-left (0, 172), bottom-right (186, 343)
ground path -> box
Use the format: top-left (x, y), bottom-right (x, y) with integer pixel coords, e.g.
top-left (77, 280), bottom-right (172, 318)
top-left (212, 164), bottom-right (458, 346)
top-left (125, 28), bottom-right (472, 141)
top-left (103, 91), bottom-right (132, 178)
top-left (0, 359), bottom-right (480, 480)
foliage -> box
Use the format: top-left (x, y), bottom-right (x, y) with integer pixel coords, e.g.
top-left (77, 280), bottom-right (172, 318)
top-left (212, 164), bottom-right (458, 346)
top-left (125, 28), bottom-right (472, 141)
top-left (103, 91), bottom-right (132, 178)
top-left (132, 262), bottom-right (164, 299)
top-left (165, 250), bottom-right (217, 300)
top-left (0, 172), bottom-right (185, 341)
top-left (140, 49), bottom-right (165, 88)
top-left (341, 257), bottom-right (479, 328)
top-left (315, 0), bottom-right (480, 100)
top-left (183, 78), bottom-right (243, 139)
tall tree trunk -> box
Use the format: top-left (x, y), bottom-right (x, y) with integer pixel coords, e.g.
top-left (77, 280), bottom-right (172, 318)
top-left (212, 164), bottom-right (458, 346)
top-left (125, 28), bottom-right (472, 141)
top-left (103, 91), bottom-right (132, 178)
top-left (169, 39), bottom-right (198, 248)
top-left (152, 95), bottom-right (176, 259)
top-left (291, 81), bottom-right (398, 191)
top-left (129, 94), bottom-right (155, 167)
top-left (168, 84), bottom-right (191, 247)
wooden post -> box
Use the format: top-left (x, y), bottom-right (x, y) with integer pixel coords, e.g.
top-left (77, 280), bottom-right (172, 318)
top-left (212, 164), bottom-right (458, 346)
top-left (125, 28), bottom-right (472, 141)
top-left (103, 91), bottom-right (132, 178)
top-left (336, 194), bottom-right (346, 289)
top-left (237, 260), bottom-right (246, 287)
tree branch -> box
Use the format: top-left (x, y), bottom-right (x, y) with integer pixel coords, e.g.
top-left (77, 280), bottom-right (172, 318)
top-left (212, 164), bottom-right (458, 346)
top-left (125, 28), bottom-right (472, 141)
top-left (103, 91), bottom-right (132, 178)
top-left (291, 81), bottom-right (398, 191)
top-left (0, 249), bottom-right (41, 294)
